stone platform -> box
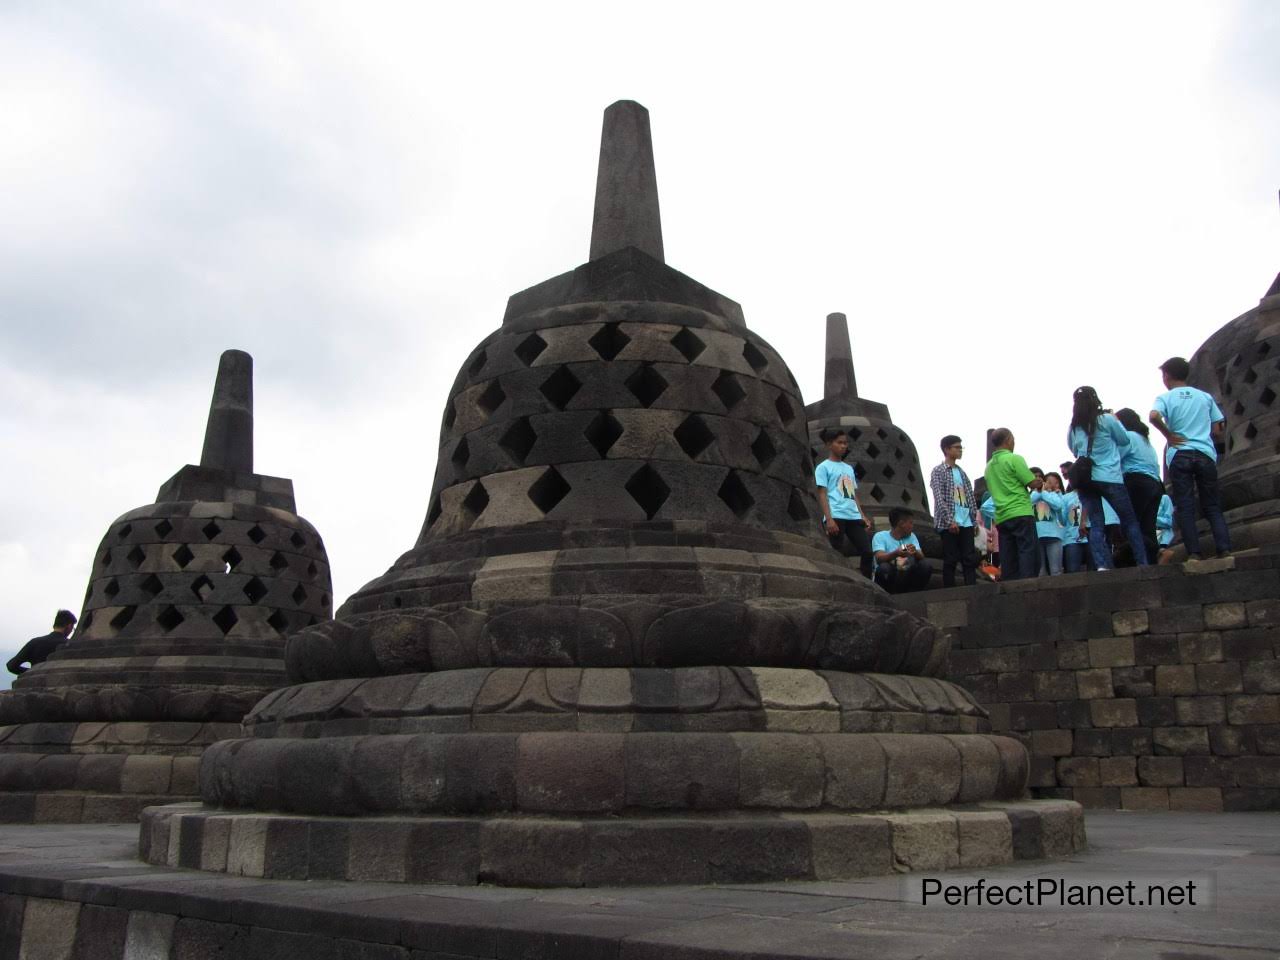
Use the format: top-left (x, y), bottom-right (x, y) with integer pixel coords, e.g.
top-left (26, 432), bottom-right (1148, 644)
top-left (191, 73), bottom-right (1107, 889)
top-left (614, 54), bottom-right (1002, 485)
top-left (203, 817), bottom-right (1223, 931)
top-left (0, 812), bottom-right (1275, 958)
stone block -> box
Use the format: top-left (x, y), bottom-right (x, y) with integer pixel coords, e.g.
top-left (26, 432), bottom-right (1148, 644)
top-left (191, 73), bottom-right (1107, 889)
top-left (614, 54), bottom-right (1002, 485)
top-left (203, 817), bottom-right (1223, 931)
top-left (956, 811), bottom-right (1013, 867)
top-left (625, 732), bottom-right (738, 809)
top-left (1090, 699), bottom-right (1138, 727)
top-left (1235, 757), bottom-right (1280, 788)
top-left (1175, 696), bottom-right (1226, 725)
top-left (1223, 628), bottom-right (1276, 662)
top-left (1033, 671), bottom-right (1076, 701)
top-left (1075, 669), bottom-right (1113, 700)
top-left (1227, 695), bottom-right (1280, 725)
top-left (1089, 636), bottom-right (1135, 668)
top-left (1111, 610), bottom-right (1149, 637)
top-left (1031, 729), bottom-right (1074, 757)
top-left (1056, 640), bottom-right (1090, 669)
top-left (1136, 697), bottom-right (1176, 727)
top-left (1211, 725), bottom-right (1252, 755)
top-left (19, 898), bottom-right (80, 959)
top-left (1121, 787), bottom-right (1170, 810)
top-left (807, 815), bottom-right (893, 879)
top-left (1072, 786), bottom-right (1121, 808)
top-left (877, 735), bottom-right (962, 807)
top-left (1150, 606), bottom-right (1205, 634)
top-left (33, 795), bottom-right (83, 824)
top-left (1073, 729), bottom-right (1113, 756)
top-left (1057, 757), bottom-right (1099, 787)
top-left (1099, 756), bottom-right (1137, 786)
top-left (479, 819), bottom-right (586, 886)
top-left (1196, 662), bottom-right (1243, 694)
top-left (1246, 598), bottom-right (1280, 627)
top-left (1243, 661), bottom-right (1280, 694)
top-left (890, 813), bottom-right (959, 871)
top-left (1153, 726), bottom-right (1210, 755)
top-left (171, 917), bottom-right (251, 960)
top-left (1204, 602), bottom-right (1248, 630)
top-left (750, 668), bottom-right (837, 710)
top-left (347, 821), bottom-right (412, 881)
top-left (170, 757), bottom-right (201, 796)
top-left (71, 904), bottom-right (130, 959)
top-left (1113, 727), bottom-right (1154, 756)
top-left (1134, 634), bottom-right (1180, 665)
top-left (1184, 756), bottom-right (1237, 787)
top-left (996, 672), bottom-right (1034, 702)
top-left (1155, 665), bottom-right (1196, 697)
top-left (1259, 726), bottom-right (1280, 754)
top-left (1029, 755), bottom-right (1056, 787)
top-left (120, 756), bottom-right (172, 795)
top-left (1165, 787), bottom-right (1222, 811)
top-left (1111, 665), bottom-right (1155, 697)
top-left (1137, 756), bottom-right (1184, 786)
top-left (1057, 700), bottom-right (1092, 729)
top-left (1223, 788), bottom-right (1280, 810)
top-left (736, 733), bottom-right (823, 809)
top-left (123, 911), bottom-right (178, 960)
top-left (516, 732), bottom-right (624, 813)
top-left (226, 816), bottom-right (268, 877)
top-left (1178, 633), bottom-right (1222, 663)
top-left (818, 735), bottom-right (887, 808)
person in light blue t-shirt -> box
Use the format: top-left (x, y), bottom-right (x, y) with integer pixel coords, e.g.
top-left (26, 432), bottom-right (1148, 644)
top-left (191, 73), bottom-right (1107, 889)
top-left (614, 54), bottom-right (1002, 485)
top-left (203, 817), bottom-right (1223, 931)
top-left (1031, 472), bottom-right (1067, 576)
top-left (815, 428), bottom-right (874, 576)
top-left (1116, 407), bottom-right (1166, 566)
top-left (1059, 479), bottom-right (1091, 574)
top-left (870, 507), bottom-right (931, 593)
top-left (1149, 356), bottom-right (1230, 561)
top-left (1067, 386), bottom-right (1149, 570)
top-left (1156, 493), bottom-right (1175, 561)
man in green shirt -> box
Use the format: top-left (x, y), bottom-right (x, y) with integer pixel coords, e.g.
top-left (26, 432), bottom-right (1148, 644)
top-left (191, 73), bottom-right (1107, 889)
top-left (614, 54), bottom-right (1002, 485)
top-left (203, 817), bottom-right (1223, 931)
top-left (984, 427), bottom-right (1039, 581)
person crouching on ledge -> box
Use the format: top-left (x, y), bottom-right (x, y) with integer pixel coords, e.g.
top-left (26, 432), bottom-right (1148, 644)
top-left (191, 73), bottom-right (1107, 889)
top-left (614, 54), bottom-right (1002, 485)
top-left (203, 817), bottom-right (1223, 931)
top-left (872, 507), bottom-right (932, 593)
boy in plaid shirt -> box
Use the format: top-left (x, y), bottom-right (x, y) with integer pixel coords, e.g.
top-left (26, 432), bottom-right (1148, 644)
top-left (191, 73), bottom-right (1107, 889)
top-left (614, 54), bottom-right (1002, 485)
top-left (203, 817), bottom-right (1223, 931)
top-left (929, 434), bottom-right (979, 587)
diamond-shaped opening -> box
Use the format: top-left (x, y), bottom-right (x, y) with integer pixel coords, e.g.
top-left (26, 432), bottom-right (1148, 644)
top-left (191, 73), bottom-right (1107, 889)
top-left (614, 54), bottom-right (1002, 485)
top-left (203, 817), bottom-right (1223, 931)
top-left (894, 447), bottom-right (904, 460)
top-left (244, 577), bottom-right (268, 604)
top-left (191, 575), bottom-right (215, 601)
top-left (1260, 342), bottom-right (1272, 357)
top-left (461, 481), bottom-right (490, 524)
top-left (269, 551), bottom-right (289, 571)
top-left (451, 437), bottom-right (470, 468)
top-left (847, 427), bottom-right (862, 441)
top-left (876, 428), bottom-right (888, 440)
top-left (866, 442), bottom-right (882, 459)
top-left (266, 610), bottom-right (289, 635)
top-left (742, 341), bottom-right (769, 373)
top-left (514, 332), bottom-right (548, 367)
top-left (477, 379), bottom-right (507, 418)
top-left (898, 432), bottom-right (907, 443)
top-left (117, 524), bottom-right (132, 540)
top-left (425, 496), bottom-right (442, 529)
top-left (717, 470), bottom-right (755, 518)
top-left (1245, 422), bottom-right (1259, 440)
top-left (528, 466), bottom-right (571, 516)
top-left (290, 531), bottom-right (306, 549)
top-left (499, 417), bottom-right (538, 464)
top-left (156, 605), bottom-right (184, 632)
top-left (173, 544), bottom-right (194, 569)
top-left (674, 414), bottom-right (716, 459)
top-left (140, 573), bottom-right (164, 598)
top-left (588, 322), bottom-right (631, 361)
top-left (104, 578), bottom-right (120, 598)
top-left (584, 411), bottom-right (624, 457)
top-left (539, 365), bottom-right (582, 410)
top-left (307, 560), bottom-right (320, 580)
top-left (788, 488), bottom-right (810, 522)
top-left (1225, 382), bottom-right (1234, 396)
top-left (202, 520), bottom-right (221, 540)
top-left (212, 605), bottom-right (238, 635)
top-left (126, 545), bottom-right (145, 569)
top-left (109, 606), bottom-right (135, 631)
top-left (625, 464), bottom-right (670, 520)
top-left (80, 611), bottom-right (93, 633)
top-left (901, 490), bottom-right (913, 503)
top-left (907, 470), bottom-right (917, 483)
top-left (222, 546), bottom-right (243, 572)
top-left (751, 429), bottom-right (778, 468)
top-left (154, 519), bottom-right (173, 539)
top-left (245, 525), bottom-right (265, 545)
top-left (883, 464), bottom-right (896, 480)
top-left (869, 484), bottom-right (886, 502)
top-left (711, 370), bottom-right (746, 411)
top-left (468, 349), bottom-right (488, 378)
top-left (854, 463), bottom-right (867, 481)
top-left (625, 363), bottom-right (668, 408)
top-left (321, 593), bottom-right (330, 608)
top-left (1234, 400), bottom-right (1246, 416)
top-left (443, 402), bottom-right (457, 433)
top-left (1261, 387), bottom-right (1276, 407)
top-left (100, 549), bottom-right (112, 569)
top-left (670, 327), bottom-right (706, 363)
top-left (1232, 354), bottom-right (1243, 367)
top-left (291, 584), bottom-right (307, 605)
top-left (1244, 368), bottom-right (1258, 384)
top-left (775, 394), bottom-right (795, 424)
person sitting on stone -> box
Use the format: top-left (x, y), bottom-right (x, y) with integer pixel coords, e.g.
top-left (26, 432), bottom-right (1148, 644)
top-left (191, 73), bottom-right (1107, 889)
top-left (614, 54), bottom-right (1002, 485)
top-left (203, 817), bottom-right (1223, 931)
top-left (815, 428), bottom-right (874, 577)
top-left (929, 434), bottom-right (980, 587)
top-left (871, 507), bottom-right (932, 593)
top-left (7, 609), bottom-right (76, 676)
top-left (1156, 492), bottom-right (1176, 564)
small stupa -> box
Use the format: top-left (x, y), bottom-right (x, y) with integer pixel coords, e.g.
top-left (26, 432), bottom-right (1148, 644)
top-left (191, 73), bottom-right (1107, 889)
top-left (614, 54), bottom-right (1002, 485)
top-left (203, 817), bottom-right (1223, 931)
top-left (0, 350), bottom-right (332, 822)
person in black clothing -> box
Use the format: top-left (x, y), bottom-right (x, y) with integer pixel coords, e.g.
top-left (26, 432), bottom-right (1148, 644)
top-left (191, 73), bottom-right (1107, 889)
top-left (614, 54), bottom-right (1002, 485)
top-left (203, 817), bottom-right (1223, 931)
top-left (7, 609), bottom-right (76, 675)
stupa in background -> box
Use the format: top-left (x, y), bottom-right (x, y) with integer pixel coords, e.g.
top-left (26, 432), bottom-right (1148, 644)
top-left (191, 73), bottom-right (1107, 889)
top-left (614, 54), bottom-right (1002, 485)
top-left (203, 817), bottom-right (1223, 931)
top-left (806, 313), bottom-right (938, 553)
top-left (145, 102), bottom-right (1080, 885)
top-left (0, 350), bottom-right (332, 822)
top-left (1188, 258), bottom-right (1280, 550)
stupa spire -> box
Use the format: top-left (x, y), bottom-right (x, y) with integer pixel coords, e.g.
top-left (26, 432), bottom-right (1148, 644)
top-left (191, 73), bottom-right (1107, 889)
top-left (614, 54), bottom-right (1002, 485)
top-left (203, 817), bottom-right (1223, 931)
top-left (823, 312), bottom-right (858, 400)
top-left (199, 349), bottom-right (253, 474)
top-left (589, 100), bottom-right (664, 263)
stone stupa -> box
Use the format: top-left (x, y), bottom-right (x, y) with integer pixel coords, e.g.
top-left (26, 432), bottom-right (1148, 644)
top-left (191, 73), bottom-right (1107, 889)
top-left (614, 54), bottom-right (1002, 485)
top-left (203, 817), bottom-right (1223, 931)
top-left (806, 313), bottom-right (938, 555)
top-left (0, 350), bottom-right (332, 822)
top-left (144, 103), bottom-right (1081, 885)
top-left (1188, 256), bottom-right (1280, 550)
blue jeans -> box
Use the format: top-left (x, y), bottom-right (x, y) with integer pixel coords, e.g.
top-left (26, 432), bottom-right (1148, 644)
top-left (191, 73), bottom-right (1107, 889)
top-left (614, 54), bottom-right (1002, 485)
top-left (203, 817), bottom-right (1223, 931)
top-left (1168, 450), bottom-right (1231, 557)
top-left (1062, 542), bottom-right (1090, 573)
top-left (1039, 536), bottom-right (1063, 576)
top-left (1079, 481), bottom-right (1150, 568)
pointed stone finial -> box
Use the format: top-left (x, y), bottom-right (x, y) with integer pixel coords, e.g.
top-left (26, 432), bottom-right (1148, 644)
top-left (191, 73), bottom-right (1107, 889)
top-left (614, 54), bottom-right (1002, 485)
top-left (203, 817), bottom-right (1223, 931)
top-left (823, 313), bottom-right (858, 400)
top-left (200, 350), bottom-right (253, 474)
top-left (590, 100), bottom-right (664, 263)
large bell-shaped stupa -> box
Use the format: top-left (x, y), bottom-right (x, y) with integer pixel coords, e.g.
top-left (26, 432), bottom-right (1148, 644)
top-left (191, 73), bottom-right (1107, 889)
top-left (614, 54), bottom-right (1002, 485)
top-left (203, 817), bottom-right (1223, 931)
top-left (144, 103), bottom-right (1081, 885)
top-left (0, 351), bottom-right (332, 822)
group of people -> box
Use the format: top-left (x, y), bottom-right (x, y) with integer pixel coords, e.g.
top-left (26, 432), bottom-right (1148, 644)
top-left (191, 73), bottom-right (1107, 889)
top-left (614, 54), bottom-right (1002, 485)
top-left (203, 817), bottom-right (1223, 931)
top-left (816, 356), bottom-right (1232, 592)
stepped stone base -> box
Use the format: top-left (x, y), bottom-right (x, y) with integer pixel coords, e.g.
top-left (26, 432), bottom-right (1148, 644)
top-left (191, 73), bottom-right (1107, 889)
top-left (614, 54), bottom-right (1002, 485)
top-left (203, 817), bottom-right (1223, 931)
top-left (139, 799), bottom-right (1084, 886)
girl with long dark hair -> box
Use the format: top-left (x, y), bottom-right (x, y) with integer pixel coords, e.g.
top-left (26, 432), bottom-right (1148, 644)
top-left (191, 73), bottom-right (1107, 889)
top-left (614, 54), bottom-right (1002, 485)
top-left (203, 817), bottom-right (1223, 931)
top-left (1066, 386), bottom-right (1150, 569)
top-left (1115, 407), bottom-right (1164, 566)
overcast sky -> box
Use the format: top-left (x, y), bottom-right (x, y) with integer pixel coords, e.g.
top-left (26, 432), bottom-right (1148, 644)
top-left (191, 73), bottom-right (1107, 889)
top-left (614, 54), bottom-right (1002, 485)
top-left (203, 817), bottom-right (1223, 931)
top-left (2, 1), bottom-right (1277, 683)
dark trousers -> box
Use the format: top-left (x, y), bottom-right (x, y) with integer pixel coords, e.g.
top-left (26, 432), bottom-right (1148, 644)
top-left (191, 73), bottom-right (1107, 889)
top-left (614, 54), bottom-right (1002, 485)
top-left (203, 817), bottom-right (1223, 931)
top-left (1168, 450), bottom-right (1231, 557)
top-left (1079, 481), bottom-right (1150, 568)
top-left (939, 527), bottom-right (979, 586)
top-left (828, 518), bottom-right (873, 577)
top-left (1123, 472), bottom-right (1164, 568)
top-left (995, 515), bottom-right (1039, 581)
top-left (1062, 542), bottom-right (1090, 573)
top-left (875, 558), bottom-right (933, 593)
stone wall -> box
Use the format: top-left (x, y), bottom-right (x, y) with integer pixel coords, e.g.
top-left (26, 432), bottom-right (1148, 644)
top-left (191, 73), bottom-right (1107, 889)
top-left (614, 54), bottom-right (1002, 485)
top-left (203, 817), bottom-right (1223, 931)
top-left (897, 556), bottom-right (1280, 811)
